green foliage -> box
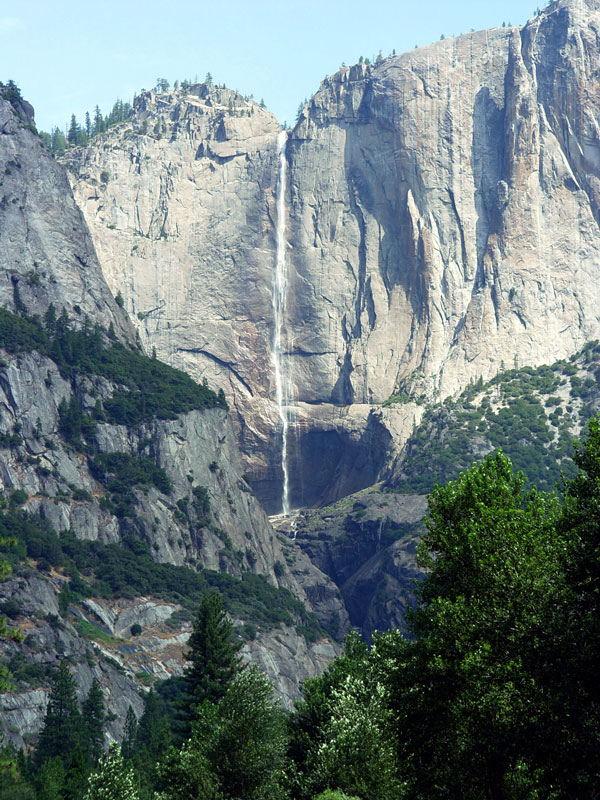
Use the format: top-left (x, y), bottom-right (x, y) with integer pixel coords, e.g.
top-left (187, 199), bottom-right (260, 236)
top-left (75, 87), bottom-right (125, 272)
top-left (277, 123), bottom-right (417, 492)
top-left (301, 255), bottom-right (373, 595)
top-left (382, 452), bottom-right (571, 798)
top-left (3, 653), bottom-right (48, 689)
top-left (0, 80), bottom-right (23, 109)
top-left (83, 744), bottom-right (140, 800)
top-left (81, 680), bottom-right (106, 765)
top-left (35, 662), bottom-right (83, 768)
top-left (130, 689), bottom-right (171, 797)
top-left (40, 98), bottom-right (133, 155)
top-left (35, 756), bottom-right (66, 800)
top-left (121, 706), bottom-right (138, 764)
top-left (0, 308), bottom-right (47, 352)
top-left (552, 416), bottom-right (600, 791)
top-left (156, 668), bottom-right (287, 800)
top-left (0, 520), bottom-right (23, 697)
top-left (191, 485), bottom-right (210, 523)
top-left (154, 740), bottom-right (218, 800)
top-left (58, 395), bottom-right (96, 449)
top-left (183, 593), bottom-right (242, 710)
top-left (288, 632), bottom-right (400, 800)
top-left (0, 508), bottom-right (65, 568)
top-left (312, 674), bottom-right (401, 800)
top-left (90, 452), bottom-right (172, 517)
top-left (0, 306), bottom-right (225, 429)
top-left (25, 667), bottom-right (110, 798)
top-left (382, 390), bottom-right (425, 407)
top-left (0, 744), bottom-right (34, 799)
top-left (288, 428), bottom-right (600, 798)
top-left (10, 489), bottom-right (28, 506)
top-left (393, 345), bottom-right (600, 495)
top-left (0, 510), bottom-right (323, 638)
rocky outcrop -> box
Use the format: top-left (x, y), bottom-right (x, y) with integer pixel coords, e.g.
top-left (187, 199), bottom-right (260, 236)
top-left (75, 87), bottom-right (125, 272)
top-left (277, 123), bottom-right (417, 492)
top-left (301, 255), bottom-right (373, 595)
top-left (0, 95), bottom-right (132, 341)
top-left (274, 488), bottom-right (428, 639)
top-left (65, 0), bottom-right (600, 511)
top-left (0, 572), bottom-right (338, 749)
top-left (0, 340), bottom-right (343, 749)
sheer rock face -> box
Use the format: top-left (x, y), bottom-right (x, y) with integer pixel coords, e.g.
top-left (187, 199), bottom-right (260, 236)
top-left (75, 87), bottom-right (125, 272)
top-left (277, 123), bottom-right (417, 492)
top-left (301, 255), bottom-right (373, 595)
top-left (0, 91), bottom-right (345, 748)
top-left (65, 1), bottom-right (600, 511)
top-left (0, 97), bottom-right (133, 341)
top-left (62, 86), bottom-right (286, 507)
top-left (288, 0), bottom-right (600, 406)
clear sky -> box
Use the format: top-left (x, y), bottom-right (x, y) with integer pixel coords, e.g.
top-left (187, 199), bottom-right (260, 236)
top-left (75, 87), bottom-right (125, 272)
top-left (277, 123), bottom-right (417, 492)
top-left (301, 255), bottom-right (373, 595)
top-left (4, 0), bottom-right (538, 133)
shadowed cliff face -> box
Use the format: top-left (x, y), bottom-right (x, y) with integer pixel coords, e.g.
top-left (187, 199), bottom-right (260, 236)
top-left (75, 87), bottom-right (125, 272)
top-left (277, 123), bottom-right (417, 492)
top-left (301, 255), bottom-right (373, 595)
top-left (66, 0), bottom-right (600, 512)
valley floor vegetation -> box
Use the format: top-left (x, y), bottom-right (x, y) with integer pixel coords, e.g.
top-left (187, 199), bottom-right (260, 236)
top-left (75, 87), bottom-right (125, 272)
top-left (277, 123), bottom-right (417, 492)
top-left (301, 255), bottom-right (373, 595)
top-left (3, 417), bottom-right (600, 799)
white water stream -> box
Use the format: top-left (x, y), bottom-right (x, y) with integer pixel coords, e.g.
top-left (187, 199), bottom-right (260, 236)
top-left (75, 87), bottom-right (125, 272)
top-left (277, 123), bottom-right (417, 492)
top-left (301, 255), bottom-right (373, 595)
top-left (272, 130), bottom-right (292, 516)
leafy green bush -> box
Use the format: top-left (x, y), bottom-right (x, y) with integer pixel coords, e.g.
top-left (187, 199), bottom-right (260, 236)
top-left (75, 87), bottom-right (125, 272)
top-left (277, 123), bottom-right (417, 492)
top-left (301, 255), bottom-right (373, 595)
top-left (10, 489), bottom-right (28, 506)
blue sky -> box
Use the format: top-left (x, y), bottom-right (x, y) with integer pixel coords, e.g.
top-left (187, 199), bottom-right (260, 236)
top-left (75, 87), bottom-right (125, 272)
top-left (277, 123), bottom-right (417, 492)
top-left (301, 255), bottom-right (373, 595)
top-left (4, 0), bottom-right (538, 133)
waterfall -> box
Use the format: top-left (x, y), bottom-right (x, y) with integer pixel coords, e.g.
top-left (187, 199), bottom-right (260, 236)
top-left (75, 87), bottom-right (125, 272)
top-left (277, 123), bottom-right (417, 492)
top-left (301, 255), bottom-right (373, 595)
top-left (272, 130), bottom-right (291, 516)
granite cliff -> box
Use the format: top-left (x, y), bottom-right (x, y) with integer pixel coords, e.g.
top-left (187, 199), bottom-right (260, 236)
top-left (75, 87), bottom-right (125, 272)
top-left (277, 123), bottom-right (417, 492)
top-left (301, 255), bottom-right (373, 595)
top-left (65, 0), bottom-right (600, 512)
top-left (0, 89), bottom-right (345, 749)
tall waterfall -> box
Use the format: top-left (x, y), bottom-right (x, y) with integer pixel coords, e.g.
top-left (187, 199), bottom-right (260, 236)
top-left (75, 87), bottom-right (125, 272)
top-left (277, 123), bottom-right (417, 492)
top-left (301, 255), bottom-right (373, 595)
top-left (272, 130), bottom-right (291, 516)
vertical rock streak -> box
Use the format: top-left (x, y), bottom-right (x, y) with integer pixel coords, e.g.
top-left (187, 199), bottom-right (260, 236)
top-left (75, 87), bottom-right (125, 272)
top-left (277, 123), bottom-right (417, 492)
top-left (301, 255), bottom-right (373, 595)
top-left (272, 130), bottom-right (291, 515)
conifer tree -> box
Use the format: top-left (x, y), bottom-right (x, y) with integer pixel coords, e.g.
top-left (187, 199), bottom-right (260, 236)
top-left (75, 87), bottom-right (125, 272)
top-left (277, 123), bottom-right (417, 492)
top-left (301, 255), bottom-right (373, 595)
top-left (132, 690), bottom-right (170, 797)
top-left (93, 106), bottom-right (103, 136)
top-left (35, 757), bottom-right (66, 800)
top-left (82, 679), bottom-right (106, 765)
top-left (67, 114), bottom-right (80, 145)
top-left (35, 661), bottom-right (82, 767)
top-left (183, 592), bottom-right (242, 710)
top-left (0, 529), bottom-right (23, 694)
top-left (121, 706), bottom-right (138, 763)
top-left (63, 744), bottom-right (89, 800)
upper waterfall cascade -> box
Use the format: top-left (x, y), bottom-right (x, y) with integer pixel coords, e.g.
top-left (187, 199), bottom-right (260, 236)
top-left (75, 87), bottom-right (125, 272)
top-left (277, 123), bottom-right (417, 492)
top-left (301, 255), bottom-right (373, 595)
top-left (272, 130), bottom-right (292, 516)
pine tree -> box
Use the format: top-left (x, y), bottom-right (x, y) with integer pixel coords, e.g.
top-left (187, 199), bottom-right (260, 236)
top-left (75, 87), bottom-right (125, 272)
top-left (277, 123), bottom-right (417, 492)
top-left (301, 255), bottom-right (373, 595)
top-left (136, 691), bottom-right (170, 765)
top-left (121, 706), bottom-right (137, 763)
top-left (82, 679), bottom-right (106, 765)
top-left (50, 127), bottom-right (67, 155)
top-left (83, 744), bottom-right (139, 800)
top-left (184, 593), bottom-right (242, 709)
top-left (35, 662), bottom-right (82, 767)
top-left (35, 757), bottom-right (66, 800)
top-left (93, 106), bottom-right (103, 136)
top-left (133, 690), bottom-right (170, 796)
top-left (63, 744), bottom-right (89, 800)
top-left (67, 114), bottom-right (80, 145)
